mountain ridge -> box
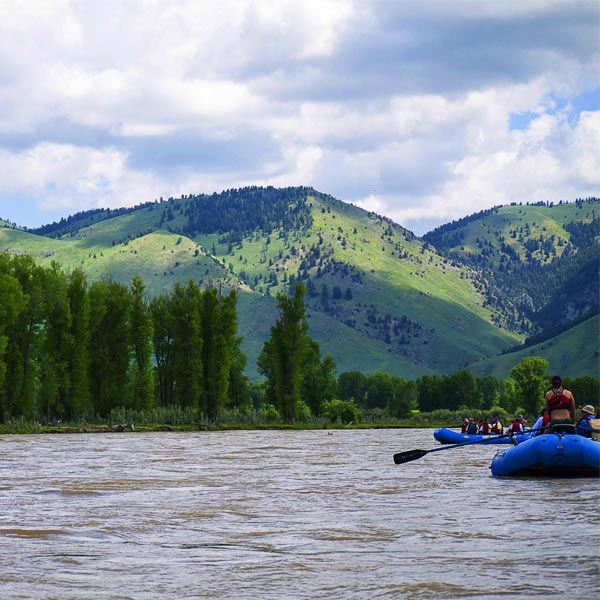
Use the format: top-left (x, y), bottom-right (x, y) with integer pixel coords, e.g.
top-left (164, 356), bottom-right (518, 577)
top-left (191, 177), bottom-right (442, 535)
top-left (1, 188), bottom-right (597, 379)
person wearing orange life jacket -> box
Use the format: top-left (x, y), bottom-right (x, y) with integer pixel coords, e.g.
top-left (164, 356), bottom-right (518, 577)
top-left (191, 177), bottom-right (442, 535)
top-left (544, 375), bottom-right (576, 427)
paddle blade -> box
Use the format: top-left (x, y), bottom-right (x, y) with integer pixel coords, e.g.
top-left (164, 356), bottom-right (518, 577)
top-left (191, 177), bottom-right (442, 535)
top-left (393, 449), bottom-right (428, 465)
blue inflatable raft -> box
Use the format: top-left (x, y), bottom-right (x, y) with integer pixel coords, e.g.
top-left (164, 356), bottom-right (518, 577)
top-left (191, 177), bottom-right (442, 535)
top-left (490, 431), bottom-right (600, 477)
top-left (434, 427), bottom-right (529, 445)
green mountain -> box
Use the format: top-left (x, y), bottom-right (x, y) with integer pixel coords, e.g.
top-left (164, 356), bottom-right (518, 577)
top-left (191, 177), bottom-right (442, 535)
top-left (423, 199), bottom-right (599, 332)
top-left (1, 188), bottom-right (597, 379)
top-left (467, 313), bottom-right (599, 380)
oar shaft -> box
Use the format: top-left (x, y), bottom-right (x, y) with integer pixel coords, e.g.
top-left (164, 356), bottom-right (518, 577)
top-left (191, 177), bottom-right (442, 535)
top-left (393, 427), bottom-right (544, 465)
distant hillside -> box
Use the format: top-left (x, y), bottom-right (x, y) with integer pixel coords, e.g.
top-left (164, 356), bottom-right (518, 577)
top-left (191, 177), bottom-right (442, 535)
top-left (423, 198), bottom-right (600, 332)
top-left (466, 313), bottom-right (599, 380)
top-left (0, 187), bottom-right (519, 379)
top-left (1, 188), bottom-right (598, 379)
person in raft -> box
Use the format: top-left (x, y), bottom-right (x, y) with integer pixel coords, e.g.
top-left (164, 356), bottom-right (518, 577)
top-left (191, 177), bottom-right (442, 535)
top-left (531, 407), bottom-right (550, 436)
top-left (544, 375), bottom-right (576, 428)
top-left (489, 416), bottom-right (503, 434)
top-left (508, 416), bottom-right (524, 434)
top-left (576, 404), bottom-right (596, 438)
top-left (461, 417), bottom-right (469, 433)
top-left (466, 418), bottom-right (478, 434)
top-left (478, 417), bottom-right (490, 434)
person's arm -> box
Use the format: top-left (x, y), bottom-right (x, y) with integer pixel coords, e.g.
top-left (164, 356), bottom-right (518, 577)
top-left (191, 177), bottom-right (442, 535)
top-left (569, 392), bottom-right (576, 421)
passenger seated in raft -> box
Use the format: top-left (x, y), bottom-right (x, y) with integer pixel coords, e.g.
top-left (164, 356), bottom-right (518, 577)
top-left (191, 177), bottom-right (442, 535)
top-left (489, 417), bottom-right (502, 434)
top-left (544, 375), bottom-right (576, 430)
top-left (466, 418), bottom-right (478, 434)
top-left (478, 417), bottom-right (489, 434)
top-left (577, 405), bottom-right (597, 438)
top-left (460, 418), bottom-right (469, 433)
top-left (507, 417), bottom-right (524, 434)
top-left (531, 408), bottom-right (549, 436)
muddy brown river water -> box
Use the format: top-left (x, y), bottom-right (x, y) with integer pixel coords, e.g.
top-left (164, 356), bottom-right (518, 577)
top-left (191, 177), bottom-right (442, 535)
top-left (0, 429), bottom-right (598, 599)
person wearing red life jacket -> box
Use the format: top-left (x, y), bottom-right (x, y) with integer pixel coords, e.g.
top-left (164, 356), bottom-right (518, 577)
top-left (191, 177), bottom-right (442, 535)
top-left (478, 417), bottom-right (490, 434)
top-left (544, 375), bottom-right (576, 427)
top-left (531, 407), bottom-right (549, 436)
top-left (508, 417), bottom-right (524, 434)
top-left (489, 416), bottom-right (503, 434)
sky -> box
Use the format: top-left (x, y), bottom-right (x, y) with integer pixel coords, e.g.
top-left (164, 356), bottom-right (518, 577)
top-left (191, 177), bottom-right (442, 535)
top-left (0, 0), bottom-right (598, 236)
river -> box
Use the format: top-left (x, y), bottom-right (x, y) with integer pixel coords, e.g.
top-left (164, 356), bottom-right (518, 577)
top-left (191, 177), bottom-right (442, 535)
top-left (0, 429), bottom-right (598, 599)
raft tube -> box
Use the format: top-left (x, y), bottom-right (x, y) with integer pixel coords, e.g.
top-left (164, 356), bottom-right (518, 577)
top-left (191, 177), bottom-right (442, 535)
top-left (490, 432), bottom-right (600, 477)
top-left (434, 427), bottom-right (529, 445)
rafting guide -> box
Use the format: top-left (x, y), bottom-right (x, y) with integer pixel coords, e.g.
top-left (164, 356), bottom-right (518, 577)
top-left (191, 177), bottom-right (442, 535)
top-left (544, 375), bottom-right (576, 429)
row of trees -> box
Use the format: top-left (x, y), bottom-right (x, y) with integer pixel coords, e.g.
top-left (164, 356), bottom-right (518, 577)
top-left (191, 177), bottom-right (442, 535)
top-left (0, 254), bottom-right (243, 423)
top-left (1, 253), bottom-right (597, 425)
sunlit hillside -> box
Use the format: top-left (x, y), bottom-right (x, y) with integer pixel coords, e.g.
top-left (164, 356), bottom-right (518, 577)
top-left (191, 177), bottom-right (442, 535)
top-left (2, 188), bottom-right (597, 379)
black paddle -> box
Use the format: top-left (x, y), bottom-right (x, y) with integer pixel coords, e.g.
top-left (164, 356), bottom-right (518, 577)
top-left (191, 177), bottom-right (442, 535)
top-left (393, 428), bottom-right (542, 465)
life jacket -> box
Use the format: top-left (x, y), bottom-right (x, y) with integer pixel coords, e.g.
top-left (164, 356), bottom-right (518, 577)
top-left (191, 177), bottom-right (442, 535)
top-left (547, 388), bottom-right (572, 415)
top-left (511, 419), bottom-right (523, 432)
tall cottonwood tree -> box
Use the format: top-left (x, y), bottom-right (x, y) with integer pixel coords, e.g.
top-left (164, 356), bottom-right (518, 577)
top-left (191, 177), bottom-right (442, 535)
top-left (66, 268), bottom-right (91, 417)
top-left (2, 255), bottom-right (43, 419)
top-left (129, 276), bottom-right (154, 411)
top-left (301, 338), bottom-right (337, 416)
top-left (88, 280), bottom-right (132, 416)
top-left (170, 281), bottom-right (203, 410)
top-left (510, 356), bottom-right (549, 416)
top-left (258, 282), bottom-right (310, 422)
top-left (200, 287), bottom-right (238, 419)
top-left (38, 263), bottom-right (73, 421)
top-left (0, 269), bottom-right (25, 422)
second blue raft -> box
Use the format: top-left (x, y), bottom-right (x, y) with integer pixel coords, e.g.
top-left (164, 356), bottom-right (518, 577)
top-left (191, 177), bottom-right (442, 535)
top-left (434, 427), bottom-right (530, 445)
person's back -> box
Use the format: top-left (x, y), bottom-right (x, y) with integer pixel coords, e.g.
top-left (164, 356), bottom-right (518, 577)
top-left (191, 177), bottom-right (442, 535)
top-left (545, 375), bottom-right (576, 426)
top-left (532, 408), bottom-right (549, 436)
top-left (466, 419), bottom-right (477, 434)
top-left (509, 418), bottom-right (523, 433)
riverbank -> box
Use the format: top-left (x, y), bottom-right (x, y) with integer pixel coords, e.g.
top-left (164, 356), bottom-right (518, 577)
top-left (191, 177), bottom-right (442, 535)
top-left (0, 407), bottom-right (515, 435)
top-left (1, 422), bottom-right (414, 435)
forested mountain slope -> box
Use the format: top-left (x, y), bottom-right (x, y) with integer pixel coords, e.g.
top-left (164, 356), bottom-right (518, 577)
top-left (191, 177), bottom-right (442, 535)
top-left (1, 188), bottom-right (597, 378)
top-left (0, 187), bottom-right (513, 378)
top-left (423, 198), bottom-right (599, 332)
